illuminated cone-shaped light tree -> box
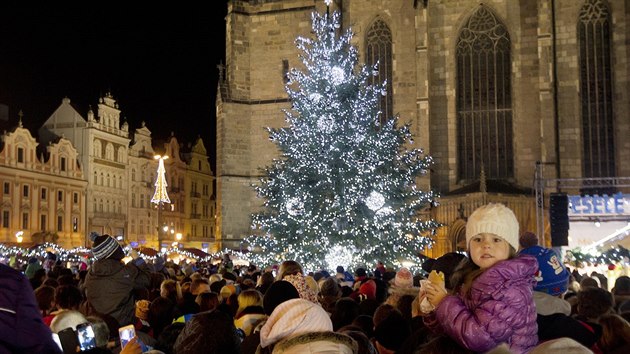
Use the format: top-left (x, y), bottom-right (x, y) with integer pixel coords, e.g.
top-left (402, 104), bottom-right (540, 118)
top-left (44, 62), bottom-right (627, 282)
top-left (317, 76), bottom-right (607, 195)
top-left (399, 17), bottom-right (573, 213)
top-left (245, 4), bottom-right (438, 271)
top-left (151, 155), bottom-right (170, 249)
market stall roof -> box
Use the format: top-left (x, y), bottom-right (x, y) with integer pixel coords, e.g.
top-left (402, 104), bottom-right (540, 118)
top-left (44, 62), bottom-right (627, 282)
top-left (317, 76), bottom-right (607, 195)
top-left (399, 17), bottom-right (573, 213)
top-left (137, 247), bottom-right (159, 257)
top-left (181, 248), bottom-right (210, 258)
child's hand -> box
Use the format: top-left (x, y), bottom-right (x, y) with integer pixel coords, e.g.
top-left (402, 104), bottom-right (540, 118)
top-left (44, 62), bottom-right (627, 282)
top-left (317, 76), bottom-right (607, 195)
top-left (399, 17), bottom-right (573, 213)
top-left (121, 336), bottom-right (142, 354)
top-left (425, 282), bottom-right (447, 307)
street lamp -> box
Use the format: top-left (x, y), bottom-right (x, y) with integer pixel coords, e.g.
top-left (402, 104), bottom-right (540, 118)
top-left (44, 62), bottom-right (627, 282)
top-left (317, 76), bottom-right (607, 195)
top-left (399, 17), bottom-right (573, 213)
top-left (15, 231), bottom-right (24, 243)
top-left (151, 155), bottom-right (170, 252)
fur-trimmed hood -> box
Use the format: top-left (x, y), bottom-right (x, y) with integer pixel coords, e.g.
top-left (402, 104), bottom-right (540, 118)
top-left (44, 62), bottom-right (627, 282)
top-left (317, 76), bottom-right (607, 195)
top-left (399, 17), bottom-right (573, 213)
top-left (387, 285), bottom-right (420, 296)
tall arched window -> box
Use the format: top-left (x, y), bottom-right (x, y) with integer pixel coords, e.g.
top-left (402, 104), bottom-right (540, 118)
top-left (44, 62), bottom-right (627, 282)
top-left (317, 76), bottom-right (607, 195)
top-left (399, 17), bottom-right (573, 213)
top-left (93, 140), bottom-right (102, 158)
top-left (579, 0), bottom-right (615, 178)
top-left (366, 19), bottom-right (393, 123)
top-left (456, 5), bottom-right (513, 182)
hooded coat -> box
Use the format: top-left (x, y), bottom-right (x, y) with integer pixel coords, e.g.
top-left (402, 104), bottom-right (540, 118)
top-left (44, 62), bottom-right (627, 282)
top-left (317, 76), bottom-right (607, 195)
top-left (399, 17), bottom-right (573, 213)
top-left (428, 255), bottom-right (538, 354)
top-left (83, 258), bottom-right (150, 326)
top-left (0, 264), bottom-right (61, 354)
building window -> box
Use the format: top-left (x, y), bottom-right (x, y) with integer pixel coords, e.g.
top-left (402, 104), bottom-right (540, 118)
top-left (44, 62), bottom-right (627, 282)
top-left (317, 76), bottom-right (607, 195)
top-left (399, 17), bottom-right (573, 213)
top-left (132, 169), bottom-right (136, 181)
top-left (60, 157), bottom-right (66, 171)
top-left (17, 147), bottom-right (24, 163)
top-left (40, 214), bottom-right (46, 230)
top-left (191, 225), bottom-right (197, 237)
top-left (23, 185), bottom-right (29, 198)
top-left (132, 193), bottom-right (137, 208)
top-left (456, 5), bottom-right (513, 181)
top-left (41, 188), bottom-right (47, 200)
top-left (2, 211), bottom-right (9, 228)
top-left (72, 217), bottom-right (78, 232)
top-left (22, 212), bottom-right (29, 229)
top-left (366, 18), bottom-right (393, 123)
top-left (140, 194), bottom-right (145, 209)
top-left (73, 192), bottom-right (78, 204)
top-left (282, 59), bottom-right (289, 83)
top-left (57, 215), bottom-right (63, 232)
top-left (3, 182), bottom-right (9, 194)
top-left (579, 0), bottom-right (615, 178)
top-left (58, 190), bottom-right (63, 202)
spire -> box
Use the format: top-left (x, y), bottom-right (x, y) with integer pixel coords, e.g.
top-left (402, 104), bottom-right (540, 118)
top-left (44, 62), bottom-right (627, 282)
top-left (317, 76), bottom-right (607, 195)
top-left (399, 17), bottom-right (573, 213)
top-left (479, 162), bottom-right (487, 193)
top-left (18, 110), bottom-right (23, 127)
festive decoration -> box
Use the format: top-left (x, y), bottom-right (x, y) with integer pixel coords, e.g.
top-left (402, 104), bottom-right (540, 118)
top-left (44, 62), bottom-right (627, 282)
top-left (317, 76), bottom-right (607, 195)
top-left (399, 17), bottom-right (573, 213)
top-left (244, 5), bottom-right (438, 270)
top-left (565, 245), bottom-right (630, 268)
top-left (151, 155), bottom-right (170, 205)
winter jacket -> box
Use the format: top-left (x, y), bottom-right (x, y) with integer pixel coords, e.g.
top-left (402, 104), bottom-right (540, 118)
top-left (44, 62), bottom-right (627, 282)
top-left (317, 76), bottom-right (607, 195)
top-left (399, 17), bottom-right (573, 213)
top-left (534, 291), bottom-right (600, 349)
top-left (429, 255), bottom-right (538, 354)
top-left (0, 264), bottom-right (62, 354)
top-left (83, 258), bottom-right (150, 326)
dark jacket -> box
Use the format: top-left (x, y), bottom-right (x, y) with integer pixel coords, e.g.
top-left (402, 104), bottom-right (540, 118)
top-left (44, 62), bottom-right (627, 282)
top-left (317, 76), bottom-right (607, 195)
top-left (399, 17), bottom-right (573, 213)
top-left (0, 264), bottom-right (62, 354)
top-left (84, 258), bottom-right (150, 327)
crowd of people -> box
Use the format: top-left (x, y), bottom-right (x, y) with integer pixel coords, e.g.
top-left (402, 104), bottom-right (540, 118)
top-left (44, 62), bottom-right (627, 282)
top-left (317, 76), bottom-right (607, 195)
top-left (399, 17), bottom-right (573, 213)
top-left (1, 203), bottom-right (630, 353)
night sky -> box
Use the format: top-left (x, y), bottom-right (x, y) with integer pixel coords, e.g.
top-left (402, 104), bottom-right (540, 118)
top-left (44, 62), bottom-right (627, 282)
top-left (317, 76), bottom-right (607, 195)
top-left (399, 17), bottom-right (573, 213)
top-left (0, 2), bottom-right (228, 168)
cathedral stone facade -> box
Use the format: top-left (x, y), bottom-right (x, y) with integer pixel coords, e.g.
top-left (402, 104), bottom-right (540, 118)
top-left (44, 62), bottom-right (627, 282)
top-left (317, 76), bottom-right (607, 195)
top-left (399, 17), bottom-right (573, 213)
top-left (215, 0), bottom-right (630, 255)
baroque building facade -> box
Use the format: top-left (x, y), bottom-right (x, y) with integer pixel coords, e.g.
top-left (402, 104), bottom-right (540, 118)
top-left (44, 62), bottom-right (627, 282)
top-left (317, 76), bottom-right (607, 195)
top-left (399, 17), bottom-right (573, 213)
top-left (0, 115), bottom-right (87, 248)
top-left (40, 95), bottom-right (131, 240)
top-left (0, 93), bottom-right (220, 250)
top-left (215, 0), bottom-right (630, 255)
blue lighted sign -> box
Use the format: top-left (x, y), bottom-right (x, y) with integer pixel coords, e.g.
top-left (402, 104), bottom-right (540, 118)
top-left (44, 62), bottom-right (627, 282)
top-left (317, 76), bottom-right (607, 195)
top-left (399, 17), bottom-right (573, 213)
top-left (568, 192), bottom-right (629, 216)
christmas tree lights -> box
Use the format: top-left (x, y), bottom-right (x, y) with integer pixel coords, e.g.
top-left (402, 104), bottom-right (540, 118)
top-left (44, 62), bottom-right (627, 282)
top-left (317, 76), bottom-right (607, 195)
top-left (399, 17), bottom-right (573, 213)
top-left (244, 5), bottom-right (439, 271)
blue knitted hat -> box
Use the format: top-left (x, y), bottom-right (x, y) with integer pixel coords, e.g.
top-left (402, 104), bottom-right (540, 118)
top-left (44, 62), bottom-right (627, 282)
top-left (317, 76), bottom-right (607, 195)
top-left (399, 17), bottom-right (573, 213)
top-left (520, 245), bottom-right (569, 296)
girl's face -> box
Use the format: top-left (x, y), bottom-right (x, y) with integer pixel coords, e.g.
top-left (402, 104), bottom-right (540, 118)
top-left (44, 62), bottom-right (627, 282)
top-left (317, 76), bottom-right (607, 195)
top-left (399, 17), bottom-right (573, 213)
top-left (469, 233), bottom-right (510, 269)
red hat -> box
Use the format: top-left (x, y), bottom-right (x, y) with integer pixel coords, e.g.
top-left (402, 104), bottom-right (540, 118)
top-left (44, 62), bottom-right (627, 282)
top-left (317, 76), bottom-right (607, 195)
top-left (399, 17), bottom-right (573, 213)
top-left (359, 279), bottom-right (377, 300)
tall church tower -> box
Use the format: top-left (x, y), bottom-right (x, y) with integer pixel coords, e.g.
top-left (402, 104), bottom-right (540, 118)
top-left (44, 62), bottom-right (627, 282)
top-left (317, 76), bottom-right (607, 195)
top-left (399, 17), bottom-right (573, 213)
top-left (216, 0), bottom-right (630, 254)
top-left (216, 0), bottom-right (316, 248)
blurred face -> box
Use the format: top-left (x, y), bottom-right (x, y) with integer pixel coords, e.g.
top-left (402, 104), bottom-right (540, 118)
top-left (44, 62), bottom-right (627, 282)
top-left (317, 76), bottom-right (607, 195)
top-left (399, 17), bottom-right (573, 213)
top-left (469, 233), bottom-right (510, 269)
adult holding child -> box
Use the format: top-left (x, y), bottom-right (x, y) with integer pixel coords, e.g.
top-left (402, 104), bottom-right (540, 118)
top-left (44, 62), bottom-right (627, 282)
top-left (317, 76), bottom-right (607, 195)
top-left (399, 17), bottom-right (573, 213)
top-left (83, 233), bottom-right (151, 327)
top-left (421, 203), bottom-right (538, 354)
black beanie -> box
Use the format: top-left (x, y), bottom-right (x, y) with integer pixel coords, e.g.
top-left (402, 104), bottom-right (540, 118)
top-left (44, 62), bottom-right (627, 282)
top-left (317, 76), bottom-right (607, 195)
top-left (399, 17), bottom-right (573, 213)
top-left (262, 280), bottom-right (299, 315)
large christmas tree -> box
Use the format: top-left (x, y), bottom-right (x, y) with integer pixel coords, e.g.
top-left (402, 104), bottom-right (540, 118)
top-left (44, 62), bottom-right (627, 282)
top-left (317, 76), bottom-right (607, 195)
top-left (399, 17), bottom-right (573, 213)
top-left (245, 4), bottom-right (438, 271)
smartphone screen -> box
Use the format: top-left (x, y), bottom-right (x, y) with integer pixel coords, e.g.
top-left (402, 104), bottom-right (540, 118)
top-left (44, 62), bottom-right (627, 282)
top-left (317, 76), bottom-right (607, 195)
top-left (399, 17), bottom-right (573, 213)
top-left (118, 324), bottom-right (136, 349)
top-left (76, 322), bottom-right (97, 351)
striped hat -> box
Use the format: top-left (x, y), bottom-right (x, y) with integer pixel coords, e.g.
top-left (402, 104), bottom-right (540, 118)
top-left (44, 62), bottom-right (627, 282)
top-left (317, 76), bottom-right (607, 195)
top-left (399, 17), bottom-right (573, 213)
top-left (92, 234), bottom-right (122, 260)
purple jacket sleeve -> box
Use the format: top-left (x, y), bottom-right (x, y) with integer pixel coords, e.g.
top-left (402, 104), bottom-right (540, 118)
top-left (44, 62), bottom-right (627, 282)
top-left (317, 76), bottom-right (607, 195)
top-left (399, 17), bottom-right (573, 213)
top-left (434, 257), bottom-right (538, 353)
top-left (0, 264), bottom-right (62, 354)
